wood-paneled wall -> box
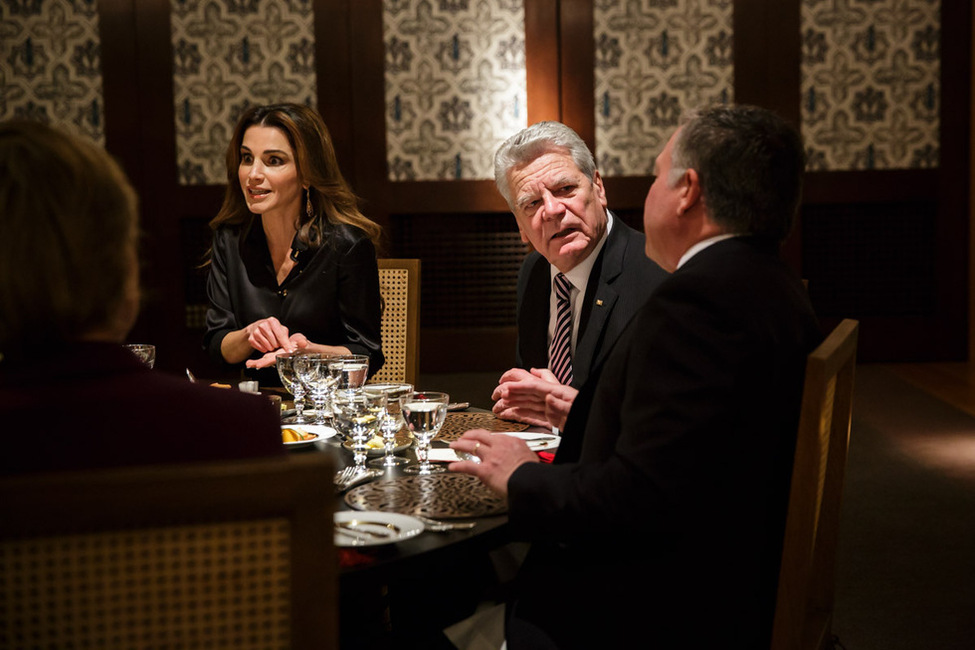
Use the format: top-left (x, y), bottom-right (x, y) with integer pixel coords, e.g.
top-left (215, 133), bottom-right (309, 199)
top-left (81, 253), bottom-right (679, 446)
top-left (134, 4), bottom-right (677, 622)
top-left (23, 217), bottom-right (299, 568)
top-left (40, 1), bottom-right (974, 376)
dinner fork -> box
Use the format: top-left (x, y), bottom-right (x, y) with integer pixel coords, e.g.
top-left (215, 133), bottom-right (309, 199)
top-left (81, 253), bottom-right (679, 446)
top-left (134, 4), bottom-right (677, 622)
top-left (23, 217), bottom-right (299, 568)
top-left (334, 466), bottom-right (381, 491)
top-left (414, 515), bottom-right (477, 532)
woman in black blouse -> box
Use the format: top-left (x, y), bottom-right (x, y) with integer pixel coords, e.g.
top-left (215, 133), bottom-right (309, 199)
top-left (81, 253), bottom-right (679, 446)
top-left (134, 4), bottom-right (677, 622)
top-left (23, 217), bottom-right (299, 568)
top-left (204, 103), bottom-right (384, 383)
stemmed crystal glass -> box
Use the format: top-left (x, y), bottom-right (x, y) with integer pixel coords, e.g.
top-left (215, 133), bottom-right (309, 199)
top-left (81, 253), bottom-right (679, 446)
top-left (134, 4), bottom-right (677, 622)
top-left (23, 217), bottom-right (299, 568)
top-left (124, 344), bottom-right (156, 368)
top-left (293, 353), bottom-right (337, 426)
top-left (327, 354), bottom-right (370, 394)
top-left (400, 391), bottom-right (449, 475)
top-left (276, 352), bottom-right (309, 424)
top-left (365, 384), bottom-right (413, 468)
top-left (334, 389), bottom-right (385, 469)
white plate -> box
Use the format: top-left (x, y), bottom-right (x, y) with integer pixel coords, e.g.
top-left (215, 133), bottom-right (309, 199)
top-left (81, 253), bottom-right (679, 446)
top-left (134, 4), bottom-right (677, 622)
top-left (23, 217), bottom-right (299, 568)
top-left (334, 511), bottom-right (424, 547)
top-left (281, 424), bottom-right (336, 448)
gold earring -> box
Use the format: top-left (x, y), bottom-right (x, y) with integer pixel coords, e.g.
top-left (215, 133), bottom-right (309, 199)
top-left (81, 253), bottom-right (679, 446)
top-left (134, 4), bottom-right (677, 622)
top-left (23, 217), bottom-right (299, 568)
top-left (305, 191), bottom-right (313, 218)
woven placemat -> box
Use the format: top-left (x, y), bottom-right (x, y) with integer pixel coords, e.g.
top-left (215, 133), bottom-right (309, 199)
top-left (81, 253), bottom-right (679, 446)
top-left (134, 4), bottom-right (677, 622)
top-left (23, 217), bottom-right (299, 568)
top-left (435, 412), bottom-right (530, 442)
top-left (344, 473), bottom-right (507, 519)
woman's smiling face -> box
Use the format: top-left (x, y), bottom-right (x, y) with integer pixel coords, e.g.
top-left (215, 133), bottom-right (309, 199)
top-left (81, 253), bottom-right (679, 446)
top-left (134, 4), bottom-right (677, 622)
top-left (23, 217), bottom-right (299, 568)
top-left (238, 125), bottom-right (303, 221)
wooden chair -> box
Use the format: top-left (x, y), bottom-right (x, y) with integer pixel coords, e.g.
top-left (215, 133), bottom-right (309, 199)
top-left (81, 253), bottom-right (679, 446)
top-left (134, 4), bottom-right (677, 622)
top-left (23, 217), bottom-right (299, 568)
top-left (0, 453), bottom-right (336, 650)
top-left (771, 318), bottom-right (860, 650)
top-left (371, 258), bottom-right (420, 386)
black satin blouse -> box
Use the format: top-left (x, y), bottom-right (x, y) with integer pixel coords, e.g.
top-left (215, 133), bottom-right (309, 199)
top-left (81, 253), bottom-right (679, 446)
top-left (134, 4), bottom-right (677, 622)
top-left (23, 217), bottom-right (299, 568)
top-left (204, 217), bottom-right (384, 384)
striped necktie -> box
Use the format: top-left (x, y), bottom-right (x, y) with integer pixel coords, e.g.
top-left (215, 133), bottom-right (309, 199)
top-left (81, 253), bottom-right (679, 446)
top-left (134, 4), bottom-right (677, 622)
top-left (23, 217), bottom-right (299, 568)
top-left (549, 272), bottom-right (573, 386)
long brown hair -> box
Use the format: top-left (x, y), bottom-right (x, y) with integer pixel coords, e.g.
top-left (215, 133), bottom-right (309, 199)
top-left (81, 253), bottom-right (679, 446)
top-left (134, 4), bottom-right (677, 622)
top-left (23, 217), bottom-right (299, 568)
top-left (210, 103), bottom-right (382, 250)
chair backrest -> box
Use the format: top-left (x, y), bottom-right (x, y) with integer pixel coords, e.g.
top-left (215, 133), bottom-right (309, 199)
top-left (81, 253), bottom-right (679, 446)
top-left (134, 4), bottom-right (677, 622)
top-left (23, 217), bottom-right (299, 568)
top-left (371, 258), bottom-right (420, 386)
top-left (771, 319), bottom-right (859, 650)
top-left (0, 453), bottom-right (337, 650)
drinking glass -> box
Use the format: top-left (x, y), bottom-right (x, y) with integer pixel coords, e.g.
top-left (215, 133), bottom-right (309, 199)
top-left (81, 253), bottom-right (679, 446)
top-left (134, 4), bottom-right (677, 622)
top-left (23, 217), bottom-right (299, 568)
top-left (293, 353), bottom-right (337, 425)
top-left (333, 389), bottom-right (385, 469)
top-left (327, 355), bottom-right (370, 394)
top-left (365, 384), bottom-right (413, 468)
top-left (400, 391), bottom-right (449, 475)
top-left (124, 344), bottom-right (155, 368)
top-left (276, 352), bottom-right (309, 424)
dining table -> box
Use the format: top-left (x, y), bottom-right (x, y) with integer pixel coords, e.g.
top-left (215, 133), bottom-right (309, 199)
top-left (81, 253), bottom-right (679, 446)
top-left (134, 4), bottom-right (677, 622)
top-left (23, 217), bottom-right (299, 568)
top-left (277, 398), bottom-right (555, 648)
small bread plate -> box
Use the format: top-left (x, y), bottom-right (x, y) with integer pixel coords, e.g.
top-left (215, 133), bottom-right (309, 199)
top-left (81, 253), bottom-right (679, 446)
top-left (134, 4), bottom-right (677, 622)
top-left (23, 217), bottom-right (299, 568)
top-left (334, 511), bottom-right (424, 547)
top-left (281, 424), bottom-right (336, 448)
top-left (342, 431), bottom-right (413, 457)
top-left (497, 431), bottom-right (561, 451)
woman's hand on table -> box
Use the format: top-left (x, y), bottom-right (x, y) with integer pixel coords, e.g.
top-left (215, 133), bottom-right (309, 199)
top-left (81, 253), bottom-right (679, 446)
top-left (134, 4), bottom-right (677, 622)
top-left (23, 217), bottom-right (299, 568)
top-left (448, 429), bottom-right (539, 497)
top-left (244, 336), bottom-right (354, 369)
top-left (492, 367), bottom-right (578, 429)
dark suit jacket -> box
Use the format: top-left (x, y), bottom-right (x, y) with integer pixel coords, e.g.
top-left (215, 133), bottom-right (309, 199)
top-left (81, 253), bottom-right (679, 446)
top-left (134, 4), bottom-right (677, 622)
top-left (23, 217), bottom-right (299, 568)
top-left (515, 215), bottom-right (668, 388)
top-left (0, 342), bottom-right (284, 475)
top-left (505, 237), bottom-right (822, 649)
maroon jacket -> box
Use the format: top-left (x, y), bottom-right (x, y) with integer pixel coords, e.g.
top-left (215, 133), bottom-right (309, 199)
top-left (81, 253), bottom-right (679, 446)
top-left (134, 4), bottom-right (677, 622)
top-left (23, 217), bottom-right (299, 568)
top-left (1, 341), bottom-right (283, 475)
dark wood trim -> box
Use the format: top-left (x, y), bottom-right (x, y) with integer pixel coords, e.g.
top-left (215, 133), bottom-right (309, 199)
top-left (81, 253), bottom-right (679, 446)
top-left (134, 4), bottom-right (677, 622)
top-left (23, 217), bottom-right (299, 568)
top-left (733, 0), bottom-right (801, 126)
top-left (349, 0), bottom-right (390, 223)
top-left (525, 0), bottom-right (561, 123)
top-left (99, 0), bottom-right (141, 190)
top-left (315, 0), bottom-right (355, 177)
top-left (559, 0), bottom-right (595, 145)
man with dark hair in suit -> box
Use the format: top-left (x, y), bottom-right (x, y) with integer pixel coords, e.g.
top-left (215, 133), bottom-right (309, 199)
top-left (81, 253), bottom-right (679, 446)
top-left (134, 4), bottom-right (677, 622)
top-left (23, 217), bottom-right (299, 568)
top-left (491, 121), bottom-right (667, 429)
top-left (452, 105), bottom-right (822, 648)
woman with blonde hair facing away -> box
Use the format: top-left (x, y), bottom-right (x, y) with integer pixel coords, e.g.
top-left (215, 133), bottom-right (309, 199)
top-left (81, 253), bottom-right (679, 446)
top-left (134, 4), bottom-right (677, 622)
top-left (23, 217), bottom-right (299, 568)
top-left (204, 103), bottom-right (384, 384)
top-left (0, 121), bottom-right (282, 474)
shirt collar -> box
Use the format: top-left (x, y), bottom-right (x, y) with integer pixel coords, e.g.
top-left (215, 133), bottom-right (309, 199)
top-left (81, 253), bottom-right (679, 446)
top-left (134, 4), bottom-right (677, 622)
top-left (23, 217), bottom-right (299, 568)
top-left (677, 233), bottom-right (738, 269)
top-left (552, 211), bottom-right (614, 289)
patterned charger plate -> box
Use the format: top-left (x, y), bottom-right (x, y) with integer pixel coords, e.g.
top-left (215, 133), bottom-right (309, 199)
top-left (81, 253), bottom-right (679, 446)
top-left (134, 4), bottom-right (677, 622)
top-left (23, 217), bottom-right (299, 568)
top-left (435, 412), bottom-right (530, 443)
top-left (344, 473), bottom-right (507, 519)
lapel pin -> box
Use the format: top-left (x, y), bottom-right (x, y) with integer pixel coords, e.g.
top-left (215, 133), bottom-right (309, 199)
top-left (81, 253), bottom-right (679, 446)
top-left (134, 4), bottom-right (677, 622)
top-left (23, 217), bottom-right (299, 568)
top-left (596, 299), bottom-right (604, 306)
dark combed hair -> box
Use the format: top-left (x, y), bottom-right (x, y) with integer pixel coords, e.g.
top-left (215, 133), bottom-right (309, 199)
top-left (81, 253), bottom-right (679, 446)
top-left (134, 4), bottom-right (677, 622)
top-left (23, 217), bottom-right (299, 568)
top-left (209, 102), bottom-right (382, 251)
top-left (670, 104), bottom-right (805, 243)
top-left (0, 120), bottom-right (138, 352)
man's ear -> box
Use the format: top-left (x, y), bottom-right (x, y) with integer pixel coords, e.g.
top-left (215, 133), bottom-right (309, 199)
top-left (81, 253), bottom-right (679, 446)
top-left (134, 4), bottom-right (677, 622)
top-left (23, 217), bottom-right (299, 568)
top-left (678, 168), bottom-right (702, 214)
top-left (591, 169), bottom-right (608, 208)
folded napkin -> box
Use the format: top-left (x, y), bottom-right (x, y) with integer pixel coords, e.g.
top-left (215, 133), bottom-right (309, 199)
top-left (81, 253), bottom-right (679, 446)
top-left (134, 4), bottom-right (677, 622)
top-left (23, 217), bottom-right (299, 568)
top-left (428, 448), bottom-right (463, 463)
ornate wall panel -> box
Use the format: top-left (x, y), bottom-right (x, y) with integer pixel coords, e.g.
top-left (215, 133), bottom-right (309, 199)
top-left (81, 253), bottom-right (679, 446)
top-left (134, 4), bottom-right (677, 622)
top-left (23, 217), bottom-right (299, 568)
top-left (382, 0), bottom-right (527, 181)
top-left (801, 0), bottom-right (940, 171)
top-left (0, 0), bottom-right (105, 143)
top-left (593, 0), bottom-right (734, 177)
top-left (171, 0), bottom-right (317, 185)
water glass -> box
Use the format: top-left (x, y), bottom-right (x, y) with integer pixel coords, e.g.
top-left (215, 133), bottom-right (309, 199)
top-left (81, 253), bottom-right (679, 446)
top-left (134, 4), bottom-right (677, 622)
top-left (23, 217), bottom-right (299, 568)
top-left (400, 391), bottom-right (449, 475)
top-left (124, 344), bottom-right (155, 368)
top-left (293, 353), bottom-right (337, 425)
top-left (276, 352), bottom-right (309, 424)
top-left (334, 389), bottom-right (384, 468)
top-left (365, 383), bottom-right (413, 468)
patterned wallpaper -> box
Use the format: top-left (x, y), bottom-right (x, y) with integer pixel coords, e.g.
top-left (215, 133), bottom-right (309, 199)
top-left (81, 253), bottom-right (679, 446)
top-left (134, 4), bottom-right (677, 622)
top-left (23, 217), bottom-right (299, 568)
top-left (171, 0), bottom-right (317, 185)
top-left (383, 0), bottom-right (527, 181)
top-left (0, 0), bottom-right (105, 144)
top-left (801, 0), bottom-right (940, 171)
top-left (593, 0), bottom-right (734, 177)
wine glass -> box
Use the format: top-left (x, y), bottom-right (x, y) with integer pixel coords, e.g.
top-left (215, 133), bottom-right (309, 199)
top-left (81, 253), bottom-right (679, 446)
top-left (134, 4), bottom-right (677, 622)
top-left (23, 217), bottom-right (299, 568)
top-left (334, 389), bottom-right (384, 469)
top-left (327, 354), bottom-right (370, 394)
top-left (365, 384), bottom-right (413, 468)
top-left (276, 352), bottom-right (309, 424)
top-left (293, 353), bottom-right (337, 426)
top-left (400, 391), bottom-right (449, 475)
top-left (124, 344), bottom-right (155, 368)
